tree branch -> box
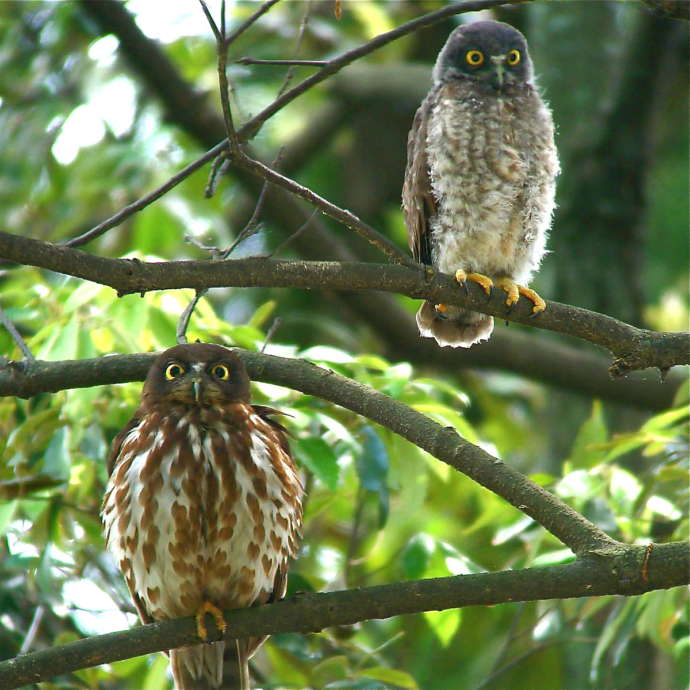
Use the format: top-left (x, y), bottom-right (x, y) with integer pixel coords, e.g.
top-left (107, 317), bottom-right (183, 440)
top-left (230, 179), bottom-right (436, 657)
top-left (227, 149), bottom-right (414, 265)
top-left (0, 541), bottom-right (687, 689)
top-left (1, 232), bottom-right (688, 375)
top-left (0, 348), bottom-right (659, 554)
top-left (71, 0), bottom-right (528, 250)
top-left (67, 2), bottom-right (686, 406)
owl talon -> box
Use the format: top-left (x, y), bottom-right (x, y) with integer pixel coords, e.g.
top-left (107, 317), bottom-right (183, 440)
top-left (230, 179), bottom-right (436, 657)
top-left (495, 278), bottom-right (546, 315)
top-left (454, 270), bottom-right (493, 297)
top-left (196, 601), bottom-right (227, 642)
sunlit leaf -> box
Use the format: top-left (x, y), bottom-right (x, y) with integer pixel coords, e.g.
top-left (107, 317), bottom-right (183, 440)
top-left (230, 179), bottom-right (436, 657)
top-left (566, 400), bottom-right (608, 470)
top-left (357, 666), bottom-right (420, 689)
top-left (423, 608), bottom-right (461, 648)
top-left (294, 437), bottom-right (339, 490)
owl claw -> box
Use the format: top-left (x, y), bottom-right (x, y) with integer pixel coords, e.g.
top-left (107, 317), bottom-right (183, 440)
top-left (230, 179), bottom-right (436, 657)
top-left (495, 278), bottom-right (546, 315)
top-left (196, 601), bottom-right (227, 642)
top-left (454, 270), bottom-right (493, 298)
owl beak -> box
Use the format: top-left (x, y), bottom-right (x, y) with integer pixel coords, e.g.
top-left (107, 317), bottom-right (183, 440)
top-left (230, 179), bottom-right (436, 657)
top-left (191, 376), bottom-right (204, 403)
top-left (490, 55), bottom-right (506, 91)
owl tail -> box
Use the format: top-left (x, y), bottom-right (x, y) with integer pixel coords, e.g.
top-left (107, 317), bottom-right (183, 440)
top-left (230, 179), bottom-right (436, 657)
top-left (170, 639), bottom-right (250, 690)
top-left (169, 641), bottom-right (225, 690)
top-left (416, 301), bottom-right (493, 348)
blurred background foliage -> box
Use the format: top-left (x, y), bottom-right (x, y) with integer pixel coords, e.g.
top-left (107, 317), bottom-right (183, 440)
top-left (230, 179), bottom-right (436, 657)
top-left (0, 1), bottom-right (688, 689)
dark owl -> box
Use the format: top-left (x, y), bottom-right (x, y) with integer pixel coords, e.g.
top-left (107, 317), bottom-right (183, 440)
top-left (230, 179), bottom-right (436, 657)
top-left (102, 344), bottom-right (303, 689)
top-left (403, 20), bottom-right (559, 347)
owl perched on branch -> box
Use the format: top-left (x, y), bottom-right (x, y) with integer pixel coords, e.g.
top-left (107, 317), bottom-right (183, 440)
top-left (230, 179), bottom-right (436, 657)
top-left (403, 20), bottom-right (559, 348)
top-left (102, 344), bottom-right (303, 690)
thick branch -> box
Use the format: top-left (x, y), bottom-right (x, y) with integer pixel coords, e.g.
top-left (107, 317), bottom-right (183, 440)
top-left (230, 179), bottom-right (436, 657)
top-left (0, 542), bottom-right (687, 689)
top-left (1, 232), bottom-right (688, 374)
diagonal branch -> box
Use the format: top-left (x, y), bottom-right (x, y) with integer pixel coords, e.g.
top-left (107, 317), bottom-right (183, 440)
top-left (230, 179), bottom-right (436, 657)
top-left (70, 0), bottom-right (528, 250)
top-left (0, 350), bottom-right (687, 688)
top-left (1, 232), bottom-right (688, 374)
top-left (227, 149), bottom-right (413, 265)
top-left (0, 348), bottom-right (665, 554)
top-left (234, 0), bottom-right (533, 141)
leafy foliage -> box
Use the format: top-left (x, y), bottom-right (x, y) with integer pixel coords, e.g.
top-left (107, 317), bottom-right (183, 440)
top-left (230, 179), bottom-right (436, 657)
top-left (0, 2), bottom-right (688, 690)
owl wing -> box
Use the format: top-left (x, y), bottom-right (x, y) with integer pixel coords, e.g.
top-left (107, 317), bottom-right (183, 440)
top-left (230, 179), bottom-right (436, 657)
top-left (105, 412), bottom-right (142, 476)
top-left (104, 411), bottom-right (157, 627)
top-left (402, 95), bottom-right (436, 265)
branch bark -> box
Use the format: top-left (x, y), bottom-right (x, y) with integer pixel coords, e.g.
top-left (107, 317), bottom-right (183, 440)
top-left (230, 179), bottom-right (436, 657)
top-left (1, 232), bottom-right (688, 375)
top-left (0, 541), bottom-right (687, 689)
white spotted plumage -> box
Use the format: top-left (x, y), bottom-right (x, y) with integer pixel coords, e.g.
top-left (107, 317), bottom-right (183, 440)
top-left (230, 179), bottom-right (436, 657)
top-left (403, 21), bottom-right (559, 348)
top-left (103, 342), bottom-right (303, 690)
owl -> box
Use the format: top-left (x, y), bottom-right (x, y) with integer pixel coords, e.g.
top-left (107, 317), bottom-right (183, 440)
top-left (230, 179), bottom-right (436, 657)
top-left (102, 344), bottom-right (303, 690)
top-left (403, 20), bottom-right (559, 348)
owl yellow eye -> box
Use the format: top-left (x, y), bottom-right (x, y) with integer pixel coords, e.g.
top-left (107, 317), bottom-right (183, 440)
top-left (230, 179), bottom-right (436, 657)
top-left (165, 363), bottom-right (186, 380)
top-left (211, 364), bottom-right (230, 380)
top-left (507, 49), bottom-right (521, 66)
top-left (465, 50), bottom-right (484, 67)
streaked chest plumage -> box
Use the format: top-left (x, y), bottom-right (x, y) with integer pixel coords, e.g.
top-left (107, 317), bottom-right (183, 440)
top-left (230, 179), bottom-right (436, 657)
top-left (425, 81), bottom-right (558, 282)
top-left (102, 403), bottom-right (302, 621)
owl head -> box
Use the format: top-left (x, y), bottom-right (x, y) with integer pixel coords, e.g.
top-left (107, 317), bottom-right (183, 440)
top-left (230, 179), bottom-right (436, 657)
top-left (143, 343), bottom-right (250, 407)
top-left (432, 20), bottom-right (533, 92)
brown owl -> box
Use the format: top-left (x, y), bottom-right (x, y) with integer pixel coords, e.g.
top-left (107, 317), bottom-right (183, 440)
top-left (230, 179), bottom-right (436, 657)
top-left (102, 344), bottom-right (303, 690)
top-left (403, 20), bottom-right (559, 348)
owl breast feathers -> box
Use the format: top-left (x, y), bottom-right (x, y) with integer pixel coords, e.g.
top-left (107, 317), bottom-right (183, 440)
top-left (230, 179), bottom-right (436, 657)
top-left (403, 20), bottom-right (559, 348)
top-left (102, 344), bottom-right (303, 690)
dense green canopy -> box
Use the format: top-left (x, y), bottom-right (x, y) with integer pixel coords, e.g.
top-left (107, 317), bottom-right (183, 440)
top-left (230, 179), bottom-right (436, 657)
top-left (0, 2), bottom-right (687, 689)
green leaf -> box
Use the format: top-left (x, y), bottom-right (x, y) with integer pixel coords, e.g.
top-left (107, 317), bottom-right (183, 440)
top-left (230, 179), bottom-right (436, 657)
top-left (311, 655), bottom-right (349, 686)
top-left (0, 500), bottom-right (18, 537)
top-left (248, 300), bottom-right (276, 329)
top-left (357, 426), bottom-right (389, 528)
top-left (294, 437), bottom-right (339, 490)
top-left (42, 426), bottom-right (70, 480)
top-left (357, 666), bottom-right (420, 689)
top-left (148, 307), bottom-right (177, 349)
top-left (301, 345), bottom-right (354, 364)
top-left (590, 599), bottom-right (636, 682)
top-left (531, 548), bottom-right (576, 567)
top-left (566, 400), bottom-right (608, 469)
top-left (641, 406), bottom-right (689, 432)
top-left (423, 608), bottom-right (461, 648)
top-left (401, 534), bottom-right (433, 579)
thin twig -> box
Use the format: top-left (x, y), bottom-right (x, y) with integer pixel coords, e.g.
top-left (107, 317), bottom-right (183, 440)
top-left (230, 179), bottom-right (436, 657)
top-left (64, 0), bottom-right (523, 249)
top-left (230, 150), bottom-right (413, 265)
top-left (0, 305), bottom-right (35, 362)
top-left (276, 0), bottom-right (314, 98)
top-left (201, 0), bottom-right (239, 149)
top-left (176, 289), bottom-right (208, 344)
top-left (221, 149), bottom-right (284, 259)
top-left (237, 57), bottom-right (327, 67)
top-left (236, 0), bottom-right (529, 141)
top-left (260, 317), bottom-right (282, 353)
top-left (205, 154), bottom-right (230, 199)
top-left (197, 0), bottom-right (221, 42)
top-left (19, 606), bottom-right (45, 655)
top-left (268, 208), bottom-right (319, 257)
top-left (63, 150), bottom-right (221, 248)
top-left (224, 0), bottom-right (283, 47)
